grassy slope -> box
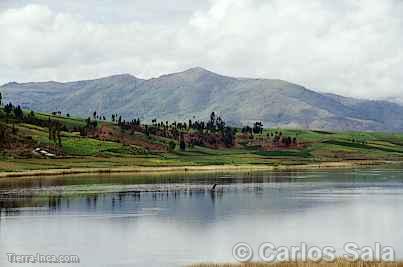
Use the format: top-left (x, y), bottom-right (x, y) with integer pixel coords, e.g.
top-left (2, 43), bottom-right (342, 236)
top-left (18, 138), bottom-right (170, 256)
top-left (2, 110), bottom-right (403, 172)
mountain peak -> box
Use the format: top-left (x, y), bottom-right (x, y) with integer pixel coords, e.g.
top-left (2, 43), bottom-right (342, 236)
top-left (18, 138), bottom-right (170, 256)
top-left (1, 81), bottom-right (19, 87)
top-left (182, 67), bottom-right (225, 78)
top-left (157, 67), bottom-right (220, 81)
top-left (184, 67), bottom-right (211, 73)
top-left (104, 73), bottom-right (137, 80)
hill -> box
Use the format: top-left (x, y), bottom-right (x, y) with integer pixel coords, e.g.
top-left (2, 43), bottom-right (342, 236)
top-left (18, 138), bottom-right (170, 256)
top-left (1, 106), bottom-right (403, 175)
top-left (2, 67), bottom-right (403, 131)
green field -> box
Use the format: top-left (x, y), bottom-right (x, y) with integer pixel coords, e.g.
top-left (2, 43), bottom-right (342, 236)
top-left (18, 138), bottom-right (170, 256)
top-left (1, 108), bottom-right (403, 173)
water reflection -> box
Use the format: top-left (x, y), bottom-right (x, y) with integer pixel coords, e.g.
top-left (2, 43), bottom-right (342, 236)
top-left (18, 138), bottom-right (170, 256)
top-left (0, 169), bottom-right (403, 266)
top-left (1, 169), bottom-right (403, 217)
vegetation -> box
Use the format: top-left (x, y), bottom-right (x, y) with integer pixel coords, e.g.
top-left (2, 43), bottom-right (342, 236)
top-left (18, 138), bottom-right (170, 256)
top-left (189, 260), bottom-right (403, 267)
top-left (2, 94), bottom-right (403, 174)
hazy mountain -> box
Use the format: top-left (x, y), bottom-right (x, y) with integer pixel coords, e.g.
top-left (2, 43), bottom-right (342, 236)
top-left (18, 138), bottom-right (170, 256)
top-left (383, 96), bottom-right (403, 106)
top-left (2, 67), bottom-right (403, 131)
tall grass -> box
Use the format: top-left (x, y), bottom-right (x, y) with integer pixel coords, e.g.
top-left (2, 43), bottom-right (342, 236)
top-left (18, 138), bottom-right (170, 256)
top-left (190, 260), bottom-right (403, 267)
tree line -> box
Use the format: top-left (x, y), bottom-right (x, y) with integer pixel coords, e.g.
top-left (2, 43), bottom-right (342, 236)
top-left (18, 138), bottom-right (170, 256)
top-left (0, 89), bottom-right (299, 153)
top-left (0, 98), bottom-right (64, 151)
top-left (83, 109), bottom-right (299, 151)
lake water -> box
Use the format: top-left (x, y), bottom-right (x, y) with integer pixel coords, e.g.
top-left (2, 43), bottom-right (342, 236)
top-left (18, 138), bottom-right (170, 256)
top-left (1, 169), bottom-right (403, 266)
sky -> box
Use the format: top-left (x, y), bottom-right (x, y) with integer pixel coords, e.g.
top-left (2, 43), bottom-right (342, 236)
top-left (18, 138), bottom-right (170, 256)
top-left (0, 0), bottom-right (402, 100)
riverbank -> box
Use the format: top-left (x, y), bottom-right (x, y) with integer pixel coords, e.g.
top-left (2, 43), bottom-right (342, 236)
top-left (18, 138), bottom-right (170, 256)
top-left (0, 160), bottom-right (395, 179)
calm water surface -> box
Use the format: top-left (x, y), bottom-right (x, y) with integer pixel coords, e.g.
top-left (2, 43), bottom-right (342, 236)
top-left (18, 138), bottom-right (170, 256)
top-left (0, 169), bottom-right (403, 266)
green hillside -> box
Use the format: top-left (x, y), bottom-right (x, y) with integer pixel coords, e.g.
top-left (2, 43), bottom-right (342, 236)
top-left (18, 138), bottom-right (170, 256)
top-left (1, 104), bottom-right (403, 173)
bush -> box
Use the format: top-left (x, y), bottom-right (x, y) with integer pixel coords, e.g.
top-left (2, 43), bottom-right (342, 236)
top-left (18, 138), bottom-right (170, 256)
top-left (168, 141), bottom-right (176, 151)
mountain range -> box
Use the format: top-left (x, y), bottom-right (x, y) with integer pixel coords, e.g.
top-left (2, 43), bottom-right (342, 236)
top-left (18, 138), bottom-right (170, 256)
top-left (1, 67), bottom-right (403, 132)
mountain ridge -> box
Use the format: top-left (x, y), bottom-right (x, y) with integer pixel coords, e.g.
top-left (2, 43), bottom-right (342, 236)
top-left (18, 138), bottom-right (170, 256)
top-left (1, 67), bottom-right (403, 132)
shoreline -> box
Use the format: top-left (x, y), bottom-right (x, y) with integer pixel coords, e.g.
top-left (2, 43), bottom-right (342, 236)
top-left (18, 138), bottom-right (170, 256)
top-left (0, 160), bottom-right (397, 179)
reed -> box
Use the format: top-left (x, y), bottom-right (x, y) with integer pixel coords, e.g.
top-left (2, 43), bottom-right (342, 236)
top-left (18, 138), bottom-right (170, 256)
top-left (189, 260), bottom-right (403, 267)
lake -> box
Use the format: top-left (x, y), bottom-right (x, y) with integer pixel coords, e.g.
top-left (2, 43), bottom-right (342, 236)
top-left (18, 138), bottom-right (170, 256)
top-left (1, 169), bottom-right (403, 266)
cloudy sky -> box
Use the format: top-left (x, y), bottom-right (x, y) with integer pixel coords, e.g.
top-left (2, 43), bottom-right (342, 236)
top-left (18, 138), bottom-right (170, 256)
top-left (0, 0), bottom-right (402, 100)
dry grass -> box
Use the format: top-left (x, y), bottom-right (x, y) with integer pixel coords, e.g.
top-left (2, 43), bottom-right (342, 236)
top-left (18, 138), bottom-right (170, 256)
top-left (189, 260), bottom-right (403, 267)
top-left (0, 159), bottom-right (389, 179)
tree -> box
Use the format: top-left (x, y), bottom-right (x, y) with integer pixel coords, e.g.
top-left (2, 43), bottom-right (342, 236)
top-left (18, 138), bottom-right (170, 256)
top-left (144, 125), bottom-right (150, 137)
top-left (13, 105), bottom-right (24, 120)
top-left (216, 116), bottom-right (225, 132)
top-left (4, 103), bottom-right (13, 116)
top-left (48, 122), bottom-right (53, 148)
top-left (179, 132), bottom-right (186, 151)
top-left (223, 127), bottom-right (235, 147)
top-left (210, 112), bottom-right (216, 125)
top-left (241, 126), bottom-right (252, 134)
top-left (168, 140), bottom-right (176, 151)
top-left (0, 91), bottom-right (2, 106)
top-left (209, 112), bottom-right (216, 132)
top-left (253, 122), bottom-right (263, 134)
top-left (57, 128), bottom-right (62, 147)
top-left (0, 123), bottom-right (7, 146)
top-left (48, 119), bottom-right (63, 152)
top-left (86, 117), bottom-right (91, 127)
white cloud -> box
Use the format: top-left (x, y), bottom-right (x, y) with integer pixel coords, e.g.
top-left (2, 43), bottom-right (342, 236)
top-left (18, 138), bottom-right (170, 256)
top-left (184, 0), bottom-right (403, 99)
top-left (0, 1), bottom-right (402, 100)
